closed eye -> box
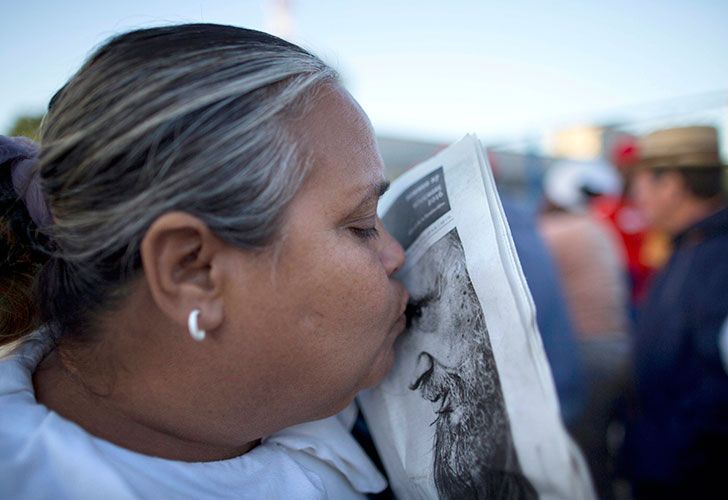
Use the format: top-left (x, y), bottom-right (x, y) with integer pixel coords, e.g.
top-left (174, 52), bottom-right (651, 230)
top-left (350, 226), bottom-right (379, 241)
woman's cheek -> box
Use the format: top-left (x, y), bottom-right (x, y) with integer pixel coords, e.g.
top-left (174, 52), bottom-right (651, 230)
top-left (313, 242), bottom-right (394, 340)
top-left (347, 246), bottom-right (393, 300)
top-left (364, 271), bottom-right (398, 319)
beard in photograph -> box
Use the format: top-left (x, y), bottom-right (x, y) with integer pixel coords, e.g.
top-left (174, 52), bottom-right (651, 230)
top-left (406, 230), bottom-right (537, 500)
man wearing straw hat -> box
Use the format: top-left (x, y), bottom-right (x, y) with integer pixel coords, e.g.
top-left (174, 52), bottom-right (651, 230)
top-left (624, 125), bottom-right (728, 499)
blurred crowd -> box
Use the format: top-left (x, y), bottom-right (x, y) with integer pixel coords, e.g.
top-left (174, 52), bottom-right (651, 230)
top-left (500, 125), bottom-right (728, 500)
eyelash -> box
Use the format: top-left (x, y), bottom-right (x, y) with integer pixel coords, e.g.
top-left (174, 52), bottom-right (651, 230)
top-left (350, 226), bottom-right (380, 241)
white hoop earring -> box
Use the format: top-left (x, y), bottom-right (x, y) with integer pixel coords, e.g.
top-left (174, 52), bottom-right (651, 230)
top-left (187, 309), bottom-right (206, 342)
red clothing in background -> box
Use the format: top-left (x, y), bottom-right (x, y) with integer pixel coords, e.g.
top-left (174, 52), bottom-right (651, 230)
top-left (590, 195), bottom-right (658, 304)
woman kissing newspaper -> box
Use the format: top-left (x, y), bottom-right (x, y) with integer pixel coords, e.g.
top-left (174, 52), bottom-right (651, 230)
top-left (357, 135), bottom-right (595, 500)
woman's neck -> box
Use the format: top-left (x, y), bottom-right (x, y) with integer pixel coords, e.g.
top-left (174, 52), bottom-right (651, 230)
top-left (33, 347), bottom-right (258, 462)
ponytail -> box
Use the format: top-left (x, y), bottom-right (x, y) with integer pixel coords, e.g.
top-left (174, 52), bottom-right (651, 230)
top-left (0, 136), bottom-right (50, 345)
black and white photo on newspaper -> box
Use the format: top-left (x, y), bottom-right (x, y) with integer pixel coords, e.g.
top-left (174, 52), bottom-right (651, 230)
top-left (357, 135), bottom-right (595, 500)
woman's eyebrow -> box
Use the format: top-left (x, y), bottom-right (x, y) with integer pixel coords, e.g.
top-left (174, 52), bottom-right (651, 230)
top-left (375, 179), bottom-right (391, 198)
top-left (348, 179), bottom-right (390, 215)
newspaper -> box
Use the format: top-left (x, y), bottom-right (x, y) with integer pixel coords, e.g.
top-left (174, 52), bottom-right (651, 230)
top-left (357, 135), bottom-right (595, 500)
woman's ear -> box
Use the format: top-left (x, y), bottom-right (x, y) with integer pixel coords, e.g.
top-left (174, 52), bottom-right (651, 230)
top-left (140, 212), bottom-right (225, 338)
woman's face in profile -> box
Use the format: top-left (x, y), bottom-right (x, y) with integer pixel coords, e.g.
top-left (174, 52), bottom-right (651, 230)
top-left (219, 86), bottom-right (408, 430)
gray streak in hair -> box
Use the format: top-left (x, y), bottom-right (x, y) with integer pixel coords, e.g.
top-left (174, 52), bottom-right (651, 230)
top-left (31, 24), bottom-right (339, 337)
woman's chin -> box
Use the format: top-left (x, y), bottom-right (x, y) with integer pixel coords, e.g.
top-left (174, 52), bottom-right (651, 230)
top-left (360, 347), bottom-right (397, 390)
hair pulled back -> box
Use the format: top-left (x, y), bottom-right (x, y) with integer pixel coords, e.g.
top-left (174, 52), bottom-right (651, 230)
top-left (0, 23), bottom-right (338, 346)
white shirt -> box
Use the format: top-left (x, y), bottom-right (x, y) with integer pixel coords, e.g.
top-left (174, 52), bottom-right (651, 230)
top-left (0, 334), bottom-right (386, 499)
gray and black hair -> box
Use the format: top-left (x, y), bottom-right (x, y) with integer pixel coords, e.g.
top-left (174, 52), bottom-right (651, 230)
top-left (0, 23), bottom-right (338, 344)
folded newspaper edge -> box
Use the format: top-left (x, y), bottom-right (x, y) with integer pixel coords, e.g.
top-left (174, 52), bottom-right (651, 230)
top-left (357, 134), bottom-right (595, 500)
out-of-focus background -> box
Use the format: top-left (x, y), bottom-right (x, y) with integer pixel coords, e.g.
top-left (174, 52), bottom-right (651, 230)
top-left (2, 0), bottom-right (727, 190)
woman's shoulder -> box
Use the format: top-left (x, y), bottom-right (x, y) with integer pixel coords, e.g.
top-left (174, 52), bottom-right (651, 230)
top-left (0, 337), bottom-right (137, 498)
top-left (0, 342), bottom-right (381, 499)
top-left (0, 409), bottom-right (357, 499)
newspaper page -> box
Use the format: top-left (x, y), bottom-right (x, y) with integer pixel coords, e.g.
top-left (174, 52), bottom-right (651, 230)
top-left (357, 135), bottom-right (595, 500)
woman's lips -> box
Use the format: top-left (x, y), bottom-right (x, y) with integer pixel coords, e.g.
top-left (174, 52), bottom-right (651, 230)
top-left (399, 289), bottom-right (410, 316)
top-left (393, 288), bottom-right (410, 333)
top-left (395, 313), bottom-right (406, 332)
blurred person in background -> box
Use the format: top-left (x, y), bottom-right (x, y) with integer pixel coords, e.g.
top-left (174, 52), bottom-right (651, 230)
top-left (499, 193), bottom-right (586, 427)
top-left (622, 125), bottom-right (728, 500)
top-left (591, 138), bottom-right (669, 315)
top-left (539, 159), bottom-right (630, 500)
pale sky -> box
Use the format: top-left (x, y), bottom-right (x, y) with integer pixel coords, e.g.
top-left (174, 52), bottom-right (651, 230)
top-left (1, 0), bottom-right (727, 144)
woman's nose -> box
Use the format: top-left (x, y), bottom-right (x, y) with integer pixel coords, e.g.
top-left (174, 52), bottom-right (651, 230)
top-left (378, 219), bottom-right (405, 277)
